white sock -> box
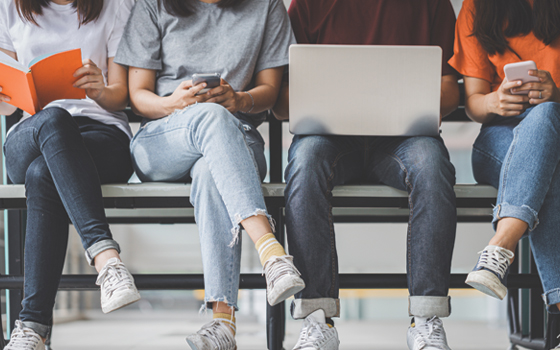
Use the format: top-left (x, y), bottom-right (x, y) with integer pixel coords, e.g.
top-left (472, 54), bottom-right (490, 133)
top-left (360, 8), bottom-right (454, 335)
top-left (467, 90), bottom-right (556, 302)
top-left (414, 317), bottom-right (428, 326)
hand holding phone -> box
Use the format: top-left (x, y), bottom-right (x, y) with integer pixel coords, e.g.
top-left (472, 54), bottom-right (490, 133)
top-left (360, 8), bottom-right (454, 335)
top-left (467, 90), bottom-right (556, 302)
top-left (504, 61), bottom-right (540, 95)
top-left (192, 73), bottom-right (221, 95)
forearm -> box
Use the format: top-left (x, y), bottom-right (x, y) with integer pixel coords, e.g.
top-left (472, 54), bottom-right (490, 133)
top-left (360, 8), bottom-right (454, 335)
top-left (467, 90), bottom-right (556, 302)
top-left (0, 102), bottom-right (17, 116)
top-left (466, 93), bottom-right (496, 124)
top-left (241, 84), bottom-right (280, 115)
top-left (272, 82), bottom-right (289, 120)
top-left (440, 81), bottom-right (460, 118)
top-left (94, 83), bottom-right (129, 112)
top-left (130, 88), bottom-right (173, 119)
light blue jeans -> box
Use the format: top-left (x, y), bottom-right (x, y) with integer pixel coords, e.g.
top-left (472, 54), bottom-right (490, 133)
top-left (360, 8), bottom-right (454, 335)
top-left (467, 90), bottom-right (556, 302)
top-left (130, 103), bottom-right (269, 310)
top-left (472, 102), bottom-right (560, 313)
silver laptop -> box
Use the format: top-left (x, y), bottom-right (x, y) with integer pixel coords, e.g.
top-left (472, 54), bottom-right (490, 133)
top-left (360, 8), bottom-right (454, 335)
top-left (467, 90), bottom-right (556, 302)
top-left (289, 45), bottom-right (442, 136)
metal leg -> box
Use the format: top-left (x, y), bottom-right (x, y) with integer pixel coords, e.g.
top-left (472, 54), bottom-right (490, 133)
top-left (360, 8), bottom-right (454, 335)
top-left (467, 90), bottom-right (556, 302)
top-left (6, 209), bottom-right (25, 336)
top-left (266, 201), bottom-right (286, 350)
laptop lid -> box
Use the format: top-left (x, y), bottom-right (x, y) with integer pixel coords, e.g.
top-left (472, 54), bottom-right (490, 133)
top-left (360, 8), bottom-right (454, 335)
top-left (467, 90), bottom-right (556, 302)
top-left (289, 45), bottom-right (442, 136)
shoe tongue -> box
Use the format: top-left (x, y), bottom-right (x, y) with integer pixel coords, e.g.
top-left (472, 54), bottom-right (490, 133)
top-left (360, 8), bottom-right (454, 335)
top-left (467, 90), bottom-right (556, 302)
top-left (308, 309), bottom-right (326, 324)
top-left (414, 317), bottom-right (428, 326)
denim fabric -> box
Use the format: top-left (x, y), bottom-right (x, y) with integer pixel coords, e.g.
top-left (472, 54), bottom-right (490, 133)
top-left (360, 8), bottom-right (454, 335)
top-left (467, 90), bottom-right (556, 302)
top-left (3, 107), bottom-right (133, 336)
top-left (472, 102), bottom-right (560, 313)
top-left (285, 135), bottom-right (457, 319)
top-left (130, 103), bottom-right (269, 310)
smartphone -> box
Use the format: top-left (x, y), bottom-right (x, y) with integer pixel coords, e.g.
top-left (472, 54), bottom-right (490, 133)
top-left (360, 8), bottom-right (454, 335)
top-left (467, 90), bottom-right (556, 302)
top-left (192, 73), bottom-right (221, 95)
top-left (504, 61), bottom-right (539, 95)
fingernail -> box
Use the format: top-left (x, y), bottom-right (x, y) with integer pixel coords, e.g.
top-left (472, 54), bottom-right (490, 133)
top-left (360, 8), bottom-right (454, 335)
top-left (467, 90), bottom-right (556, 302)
top-left (5, 97), bottom-right (10, 102)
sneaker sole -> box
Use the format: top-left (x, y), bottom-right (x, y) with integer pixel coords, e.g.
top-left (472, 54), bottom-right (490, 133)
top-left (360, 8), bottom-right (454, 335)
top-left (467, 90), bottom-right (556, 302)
top-left (187, 339), bottom-right (237, 350)
top-left (102, 290), bottom-right (141, 313)
top-left (268, 275), bottom-right (305, 306)
top-left (465, 270), bottom-right (507, 300)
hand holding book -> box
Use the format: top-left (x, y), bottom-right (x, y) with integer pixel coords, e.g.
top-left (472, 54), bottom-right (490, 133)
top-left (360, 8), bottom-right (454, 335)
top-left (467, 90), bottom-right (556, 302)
top-left (73, 59), bottom-right (107, 102)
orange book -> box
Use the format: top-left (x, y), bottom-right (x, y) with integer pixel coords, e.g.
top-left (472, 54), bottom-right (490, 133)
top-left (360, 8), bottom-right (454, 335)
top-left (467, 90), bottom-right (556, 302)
top-left (0, 49), bottom-right (86, 115)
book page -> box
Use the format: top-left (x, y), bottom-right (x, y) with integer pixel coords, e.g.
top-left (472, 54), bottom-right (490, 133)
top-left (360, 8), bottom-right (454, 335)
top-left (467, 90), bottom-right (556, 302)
top-left (0, 50), bottom-right (27, 72)
top-left (29, 49), bottom-right (86, 109)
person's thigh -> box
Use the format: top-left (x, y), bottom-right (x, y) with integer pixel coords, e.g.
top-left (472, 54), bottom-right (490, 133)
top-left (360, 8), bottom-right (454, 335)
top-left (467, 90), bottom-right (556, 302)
top-left (76, 118), bottom-right (133, 184)
top-left (365, 135), bottom-right (454, 190)
top-left (472, 116), bottom-right (522, 188)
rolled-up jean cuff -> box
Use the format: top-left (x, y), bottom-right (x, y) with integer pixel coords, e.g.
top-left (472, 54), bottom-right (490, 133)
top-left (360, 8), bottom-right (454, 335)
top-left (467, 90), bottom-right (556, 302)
top-left (408, 296), bottom-right (451, 318)
top-left (543, 289), bottom-right (560, 314)
top-left (492, 202), bottom-right (539, 231)
top-left (291, 298), bottom-right (340, 319)
top-left (85, 239), bottom-right (121, 266)
top-left (22, 321), bottom-right (50, 339)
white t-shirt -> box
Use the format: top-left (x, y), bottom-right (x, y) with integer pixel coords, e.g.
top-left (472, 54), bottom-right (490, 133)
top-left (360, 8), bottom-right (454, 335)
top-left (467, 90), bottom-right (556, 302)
top-left (0, 0), bottom-right (134, 138)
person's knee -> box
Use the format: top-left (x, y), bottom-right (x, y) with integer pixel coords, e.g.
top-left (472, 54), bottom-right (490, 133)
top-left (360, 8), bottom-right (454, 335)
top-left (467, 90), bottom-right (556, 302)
top-left (526, 102), bottom-right (560, 128)
top-left (286, 136), bottom-right (333, 184)
top-left (192, 103), bottom-right (239, 127)
top-left (34, 107), bottom-right (74, 129)
top-left (407, 139), bottom-right (455, 188)
top-left (25, 158), bottom-right (53, 190)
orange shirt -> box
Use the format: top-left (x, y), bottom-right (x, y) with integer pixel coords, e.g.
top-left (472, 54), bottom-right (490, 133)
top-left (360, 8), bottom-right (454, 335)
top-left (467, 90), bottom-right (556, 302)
top-left (449, 0), bottom-right (560, 91)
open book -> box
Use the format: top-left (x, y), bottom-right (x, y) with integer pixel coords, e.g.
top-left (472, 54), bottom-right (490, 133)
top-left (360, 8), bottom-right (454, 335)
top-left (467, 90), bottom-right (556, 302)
top-left (0, 49), bottom-right (86, 115)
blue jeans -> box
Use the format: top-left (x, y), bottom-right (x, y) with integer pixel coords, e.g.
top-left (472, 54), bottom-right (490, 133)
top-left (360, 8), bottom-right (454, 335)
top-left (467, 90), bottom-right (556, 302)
top-left (130, 103), bottom-right (269, 310)
top-left (472, 102), bottom-right (560, 313)
top-left (3, 107), bottom-right (133, 337)
top-left (285, 135), bottom-right (457, 319)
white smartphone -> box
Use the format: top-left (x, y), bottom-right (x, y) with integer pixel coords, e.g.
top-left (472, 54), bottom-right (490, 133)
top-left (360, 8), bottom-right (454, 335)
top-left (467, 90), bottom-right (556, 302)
top-left (192, 73), bottom-right (221, 95)
top-left (504, 61), bottom-right (539, 95)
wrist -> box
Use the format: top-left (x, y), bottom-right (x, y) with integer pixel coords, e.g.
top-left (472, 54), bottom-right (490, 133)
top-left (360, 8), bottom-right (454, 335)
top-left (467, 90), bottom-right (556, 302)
top-left (162, 95), bottom-right (176, 116)
top-left (242, 91), bottom-right (255, 113)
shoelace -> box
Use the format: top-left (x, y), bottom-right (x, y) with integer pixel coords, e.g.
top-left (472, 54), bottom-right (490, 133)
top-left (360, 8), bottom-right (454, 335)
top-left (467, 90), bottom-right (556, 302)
top-left (412, 317), bottom-right (446, 349)
top-left (5, 320), bottom-right (42, 350)
top-left (263, 256), bottom-right (301, 288)
top-left (197, 320), bottom-right (235, 350)
top-left (477, 246), bottom-right (514, 279)
top-left (293, 316), bottom-right (329, 349)
top-left (552, 334), bottom-right (560, 349)
top-left (96, 260), bottom-right (134, 297)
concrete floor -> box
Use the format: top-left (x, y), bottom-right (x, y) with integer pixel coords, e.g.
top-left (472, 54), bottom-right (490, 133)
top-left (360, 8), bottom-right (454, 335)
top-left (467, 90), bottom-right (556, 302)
top-left (47, 310), bottom-right (512, 350)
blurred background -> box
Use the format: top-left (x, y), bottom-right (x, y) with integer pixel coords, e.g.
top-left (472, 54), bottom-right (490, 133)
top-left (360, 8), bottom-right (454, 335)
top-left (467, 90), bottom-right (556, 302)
top-left (0, 0), bottom-right (517, 348)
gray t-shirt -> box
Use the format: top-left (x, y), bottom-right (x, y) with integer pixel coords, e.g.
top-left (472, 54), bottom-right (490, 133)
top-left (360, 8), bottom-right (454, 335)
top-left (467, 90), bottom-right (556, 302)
top-left (115, 0), bottom-right (295, 125)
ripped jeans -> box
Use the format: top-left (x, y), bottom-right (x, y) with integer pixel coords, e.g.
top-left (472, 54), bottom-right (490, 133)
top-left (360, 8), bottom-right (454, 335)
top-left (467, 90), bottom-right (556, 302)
top-left (131, 103), bottom-right (269, 310)
top-left (472, 102), bottom-right (560, 313)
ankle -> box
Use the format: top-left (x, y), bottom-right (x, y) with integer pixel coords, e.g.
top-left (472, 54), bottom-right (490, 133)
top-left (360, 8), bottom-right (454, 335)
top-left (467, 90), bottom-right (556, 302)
top-left (94, 249), bottom-right (121, 273)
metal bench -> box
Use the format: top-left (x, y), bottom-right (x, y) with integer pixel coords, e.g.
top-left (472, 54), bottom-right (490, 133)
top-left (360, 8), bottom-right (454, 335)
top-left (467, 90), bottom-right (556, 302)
top-left (0, 84), bottom-right (558, 350)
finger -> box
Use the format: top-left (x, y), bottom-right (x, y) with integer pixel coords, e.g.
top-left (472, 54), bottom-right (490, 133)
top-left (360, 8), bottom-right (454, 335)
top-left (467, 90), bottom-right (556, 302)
top-left (74, 65), bottom-right (102, 77)
top-left (0, 93), bottom-right (11, 102)
top-left (502, 110), bottom-right (523, 117)
top-left (206, 85), bottom-right (228, 97)
top-left (501, 94), bottom-right (529, 104)
top-left (514, 82), bottom-right (543, 93)
top-left (180, 80), bottom-right (194, 89)
top-left (529, 69), bottom-right (550, 81)
top-left (188, 83), bottom-right (207, 95)
top-left (73, 75), bottom-right (103, 88)
top-left (78, 82), bottom-right (104, 90)
top-left (528, 90), bottom-right (545, 100)
top-left (501, 103), bottom-right (527, 111)
top-left (502, 80), bottom-right (523, 91)
top-left (206, 95), bottom-right (229, 104)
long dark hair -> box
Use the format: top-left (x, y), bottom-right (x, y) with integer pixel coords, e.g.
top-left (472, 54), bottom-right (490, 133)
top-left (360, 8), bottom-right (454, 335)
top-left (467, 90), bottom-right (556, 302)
top-left (472, 0), bottom-right (560, 56)
top-left (159, 0), bottom-right (244, 17)
top-left (15, 0), bottom-right (103, 26)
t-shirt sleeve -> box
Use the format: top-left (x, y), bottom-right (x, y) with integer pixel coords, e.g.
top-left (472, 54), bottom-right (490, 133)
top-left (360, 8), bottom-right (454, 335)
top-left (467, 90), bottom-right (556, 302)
top-left (255, 0), bottom-right (296, 73)
top-left (430, 0), bottom-right (459, 77)
top-left (107, 0), bottom-right (134, 58)
top-left (114, 0), bottom-right (162, 70)
top-left (0, 3), bottom-right (15, 52)
top-left (448, 0), bottom-right (494, 83)
top-left (288, 0), bottom-right (312, 44)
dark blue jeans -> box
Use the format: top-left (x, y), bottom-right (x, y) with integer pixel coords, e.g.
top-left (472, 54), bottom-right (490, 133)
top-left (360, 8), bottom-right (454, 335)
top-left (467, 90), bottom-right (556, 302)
top-left (472, 102), bottom-right (560, 313)
top-left (3, 107), bottom-right (133, 336)
top-left (285, 135), bottom-right (457, 319)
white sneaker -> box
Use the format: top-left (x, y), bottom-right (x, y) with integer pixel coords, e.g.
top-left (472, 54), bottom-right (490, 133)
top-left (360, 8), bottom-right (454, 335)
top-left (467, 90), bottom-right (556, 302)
top-left (4, 320), bottom-right (45, 350)
top-left (186, 319), bottom-right (236, 350)
top-left (465, 245), bottom-right (514, 300)
top-left (407, 317), bottom-right (451, 350)
top-left (293, 309), bottom-right (339, 350)
top-left (96, 257), bottom-right (141, 313)
top-left (263, 255), bottom-right (305, 306)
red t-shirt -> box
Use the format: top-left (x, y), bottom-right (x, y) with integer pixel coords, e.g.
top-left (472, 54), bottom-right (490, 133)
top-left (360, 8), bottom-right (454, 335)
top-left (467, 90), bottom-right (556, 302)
top-left (287, 0), bottom-right (458, 76)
